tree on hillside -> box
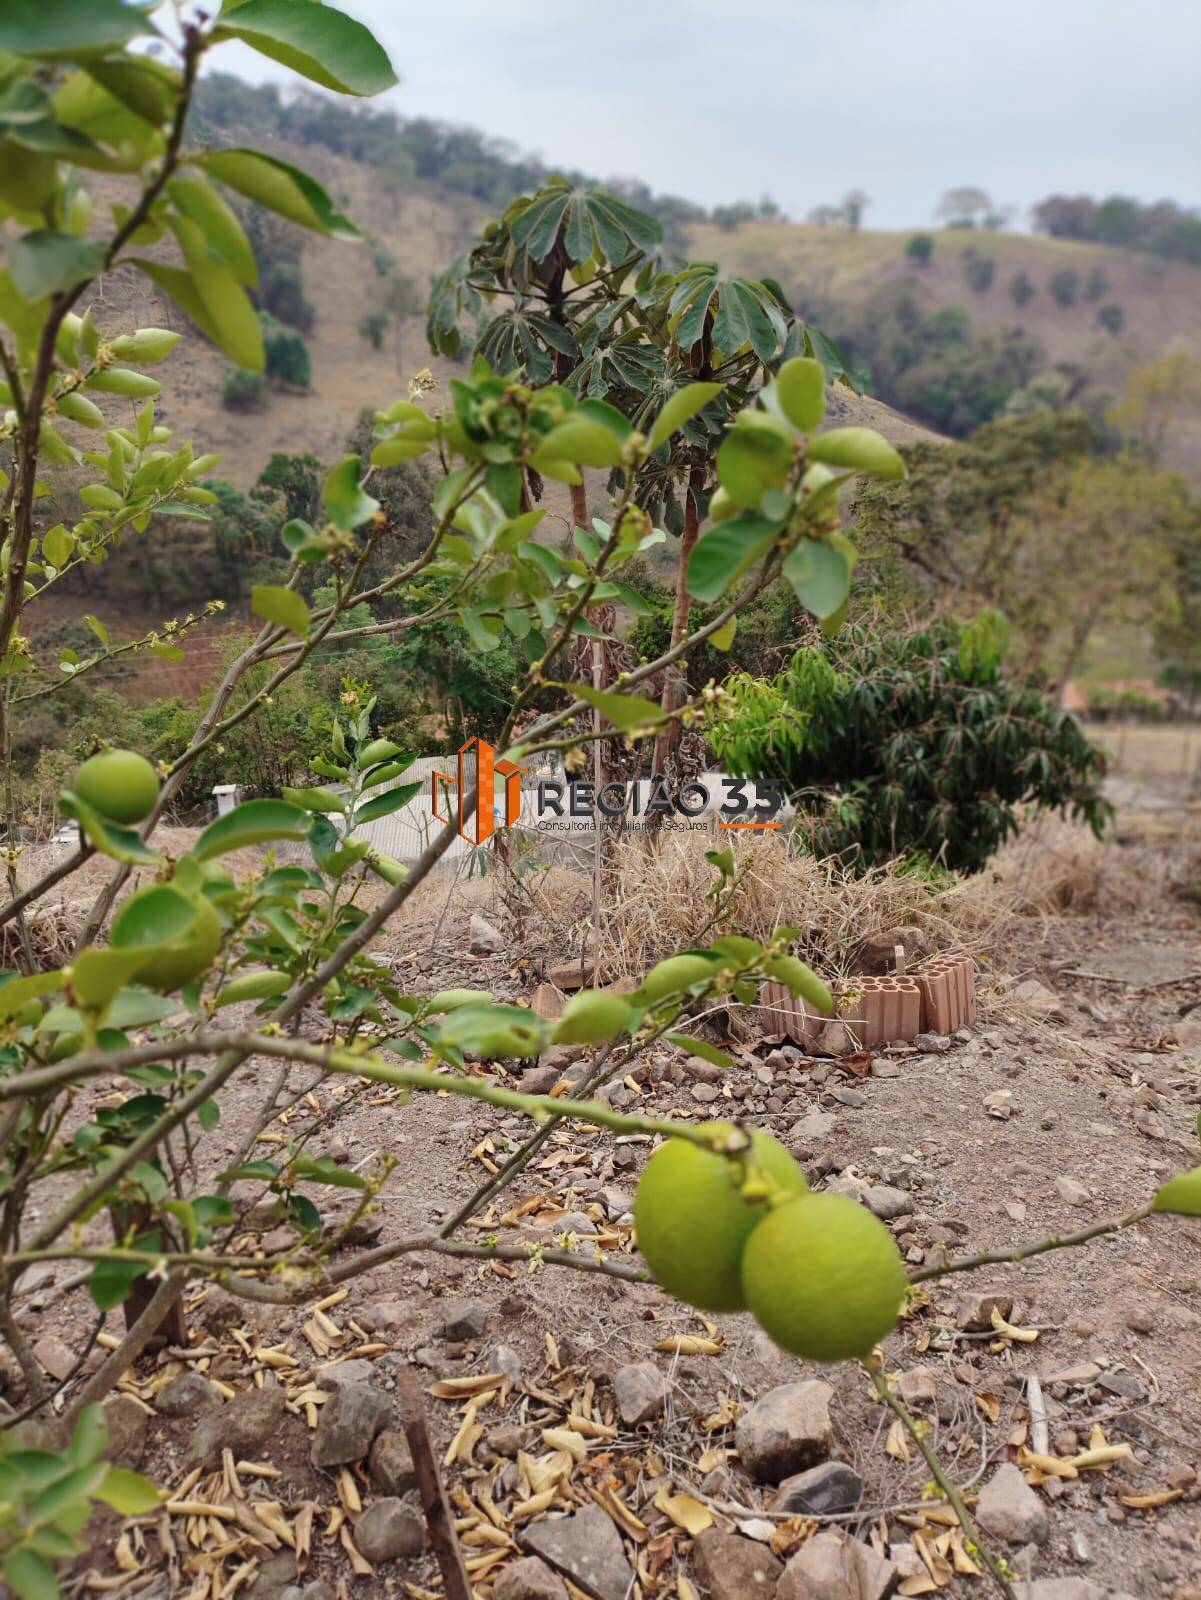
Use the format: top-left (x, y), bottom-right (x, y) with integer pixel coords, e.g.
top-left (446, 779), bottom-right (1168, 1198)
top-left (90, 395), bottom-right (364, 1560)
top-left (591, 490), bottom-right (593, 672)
top-left (936, 186), bottom-right (993, 228)
top-left (1115, 348), bottom-right (1201, 462)
top-left (842, 189), bottom-right (871, 231)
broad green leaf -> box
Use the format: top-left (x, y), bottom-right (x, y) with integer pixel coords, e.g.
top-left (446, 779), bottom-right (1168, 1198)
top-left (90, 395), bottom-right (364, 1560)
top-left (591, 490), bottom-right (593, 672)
top-left (192, 799), bottom-right (310, 862)
top-left (806, 426), bottom-right (905, 479)
top-left (783, 538), bottom-right (852, 620)
top-left (169, 213), bottom-right (263, 369)
top-left (93, 1466), bottom-right (159, 1516)
top-left (775, 356), bottom-right (826, 432)
top-left (130, 258), bottom-right (222, 346)
top-left (29, 1463), bottom-right (108, 1528)
top-left (281, 785), bottom-right (347, 814)
top-left (664, 1034), bottom-right (736, 1070)
top-left (765, 953), bottom-right (833, 1012)
top-left (58, 792), bottom-right (161, 865)
top-left (168, 175), bottom-right (256, 286)
top-left (438, 1002), bottom-right (546, 1059)
top-left (428, 988), bottom-right (493, 1013)
top-left (8, 231), bottom-right (105, 300)
top-left (195, 149), bottom-right (359, 238)
top-left (686, 516), bottom-right (780, 603)
top-left (1153, 1167), bottom-right (1201, 1216)
top-left (715, 422), bottom-right (793, 509)
top-left (352, 780), bottom-right (422, 825)
top-left (211, 0), bottom-right (397, 96)
top-left (89, 1253), bottom-right (151, 1312)
top-left (710, 616), bottom-right (737, 651)
top-left (323, 455), bottom-right (378, 530)
top-left (0, 969), bottom-right (64, 1022)
top-left (647, 381), bottom-right (723, 453)
top-left (292, 1152), bottom-right (367, 1190)
top-left (0, 0), bottom-right (145, 57)
top-left (215, 970), bottom-right (291, 1007)
top-left (71, 948), bottom-right (152, 1011)
top-left (4, 1546), bottom-right (57, 1600)
top-left (458, 607), bottom-right (501, 652)
top-left (572, 684), bottom-right (662, 731)
top-left (252, 584), bottom-right (310, 637)
top-left (534, 417), bottom-right (624, 470)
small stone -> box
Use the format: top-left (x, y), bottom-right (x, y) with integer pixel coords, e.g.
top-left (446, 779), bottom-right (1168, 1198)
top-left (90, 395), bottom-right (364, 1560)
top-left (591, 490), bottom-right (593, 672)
top-left (984, 1089), bottom-right (1014, 1120)
top-left (519, 1063), bottom-right (561, 1095)
top-left (1013, 979), bottom-right (1066, 1022)
top-left (914, 1032), bottom-right (953, 1052)
top-left (778, 1532), bottom-right (896, 1600)
top-left (32, 1335), bottom-right (75, 1381)
top-left (189, 1386), bottom-right (286, 1470)
top-left (311, 1382), bottom-right (390, 1468)
top-left (469, 914), bottom-right (503, 954)
top-left (316, 1359), bottom-right (377, 1390)
top-left (486, 1424), bottom-right (526, 1458)
top-left (1056, 1177), bottom-right (1090, 1206)
top-left (613, 1362), bottom-right (668, 1427)
top-left (683, 1054), bottom-right (725, 1083)
top-left (814, 1021), bottom-right (853, 1057)
top-left (1042, 1362), bottom-right (1101, 1387)
top-left (832, 1088), bottom-right (865, 1108)
top-left (774, 1460), bottom-right (863, 1516)
top-left (976, 1462), bottom-right (1049, 1546)
top-left (531, 983), bottom-right (566, 1021)
top-left (1125, 1307), bottom-right (1155, 1334)
top-left (1069, 1529), bottom-right (1092, 1564)
top-left (491, 1343), bottom-right (523, 1382)
top-left (864, 1184), bottom-right (912, 1220)
top-left (958, 1291), bottom-right (1013, 1331)
top-left (693, 1528), bottom-right (783, 1600)
top-left (691, 1081), bottom-right (721, 1104)
top-left (494, 1557), bottom-right (569, 1600)
top-left (368, 1429), bottom-right (416, 1495)
top-left (735, 1380), bottom-right (834, 1484)
top-left (548, 958), bottom-right (595, 991)
top-left (788, 1110), bottom-right (836, 1147)
top-left (856, 927), bottom-right (929, 974)
top-left (1095, 1370), bottom-right (1145, 1401)
top-left (157, 1371), bottom-right (218, 1416)
top-left (870, 1059), bottom-right (901, 1078)
top-left (248, 1552), bottom-right (298, 1598)
top-left (439, 1299), bottom-right (487, 1340)
top-left (896, 1366), bottom-right (938, 1406)
top-left (353, 1499), bottom-right (424, 1564)
top-left (521, 1502), bottom-right (634, 1600)
top-left (102, 1394), bottom-right (149, 1467)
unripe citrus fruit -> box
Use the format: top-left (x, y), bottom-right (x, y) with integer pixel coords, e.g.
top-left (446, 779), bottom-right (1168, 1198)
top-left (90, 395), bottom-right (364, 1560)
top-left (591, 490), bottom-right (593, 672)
top-left (553, 989), bottom-right (630, 1045)
top-left (741, 1191), bottom-right (907, 1361)
top-left (634, 953), bottom-right (721, 1006)
top-left (634, 1123), bottom-right (808, 1312)
top-left (73, 749), bottom-right (159, 825)
top-left (110, 884), bottom-right (222, 991)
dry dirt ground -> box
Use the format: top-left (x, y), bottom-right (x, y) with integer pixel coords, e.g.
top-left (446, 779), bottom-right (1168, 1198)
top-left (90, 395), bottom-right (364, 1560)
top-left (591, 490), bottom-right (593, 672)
top-left (5, 769), bottom-right (1201, 1600)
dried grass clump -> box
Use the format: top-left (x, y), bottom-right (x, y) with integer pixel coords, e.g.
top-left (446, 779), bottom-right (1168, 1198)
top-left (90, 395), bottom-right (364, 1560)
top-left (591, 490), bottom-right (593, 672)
top-left (599, 830), bottom-right (1007, 980)
top-left (988, 814), bottom-right (1187, 920)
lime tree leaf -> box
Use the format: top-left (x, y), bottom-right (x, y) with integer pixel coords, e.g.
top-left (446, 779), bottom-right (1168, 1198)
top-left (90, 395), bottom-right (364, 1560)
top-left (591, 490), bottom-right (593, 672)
top-left (194, 149), bottom-right (359, 238)
top-left (71, 948), bottom-right (153, 1010)
top-left (686, 516), bottom-right (780, 604)
top-left (710, 616), bottom-right (737, 651)
top-left (1153, 1167), bottom-right (1201, 1216)
top-left (458, 607), bottom-right (501, 652)
top-left (0, 0), bottom-right (147, 57)
top-left (775, 356), bottom-right (826, 432)
top-left (89, 1252), bottom-right (153, 1312)
top-left (252, 584), bottom-right (310, 637)
top-left (192, 799), bottom-right (310, 863)
top-left (168, 175), bottom-right (256, 286)
top-left (94, 1466), bottom-right (159, 1516)
top-left (58, 792), bottom-right (161, 865)
top-left (129, 258), bottom-right (222, 346)
top-left (212, 0), bottom-right (397, 96)
top-left (281, 785), bottom-right (347, 814)
top-left (292, 1152), bottom-right (367, 1190)
top-left (170, 213), bottom-right (263, 370)
top-left (9, 231), bottom-right (106, 300)
top-left (352, 781), bottom-right (422, 825)
top-left (665, 1034), bottom-right (736, 1070)
top-left (715, 424), bottom-right (793, 508)
top-left (647, 381), bottom-right (723, 453)
top-left (4, 1546), bottom-right (58, 1600)
top-left (807, 426), bottom-right (905, 479)
top-left (572, 684), bottom-right (662, 731)
top-left (216, 1159), bottom-right (278, 1183)
top-left (783, 538), bottom-right (852, 619)
top-left (323, 455), bottom-right (378, 530)
top-left (534, 417), bottom-right (624, 470)
top-left (215, 969), bottom-right (291, 1007)
top-left (0, 969), bottom-right (64, 1022)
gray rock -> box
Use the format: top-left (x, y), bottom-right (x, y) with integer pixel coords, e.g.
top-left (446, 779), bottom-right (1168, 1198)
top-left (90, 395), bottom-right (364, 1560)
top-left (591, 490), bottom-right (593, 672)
top-left (1056, 1177), bottom-right (1090, 1207)
top-left (957, 1291), bottom-right (1013, 1331)
top-left (301, 1584), bottom-right (335, 1600)
top-left (187, 1386), bottom-right (286, 1470)
top-left (856, 927), bottom-right (929, 974)
top-left (863, 1184), bottom-right (912, 1220)
top-left (788, 1110), bottom-right (836, 1147)
top-left (353, 1498), bottom-right (424, 1563)
top-left (691, 1081), bottom-right (721, 1104)
top-left (486, 1424), bottom-right (527, 1458)
top-left (814, 1021), bottom-right (853, 1057)
top-left (613, 1362), bottom-right (667, 1427)
top-left (1013, 979), bottom-right (1066, 1022)
top-left (368, 1428), bottom-right (416, 1495)
top-left (777, 1531), bottom-right (895, 1600)
top-left (470, 913), bottom-right (503, 954)
top-left (157, 1371), bottom-right (218, 1417)
top-left (896, 1366), bottom-right (938, 1406)
top-left (774, 1461), bottom-right (862, 1516)
top-left (248, 1552), bottom-right (297, 1598)
top-left (311, 1381), bottom-right (390, 1468)
top-left (491, 1343), bottom-right (523, 1382)
top-left (494, 1557), bottom-right (569, 1600)
top-left (521, 1502), bottom-right (634, 1600)
top-left (439, 1299), bottom-right (487, 1340)
top-left (870, 1059), bottom-right (901, 1079)
top-left (914, 1032), bottom-right (953, 1052)
top-left (316, 1358), bottom-right (377, 1390)
top-left (976, 1463), bottom-right (1049, 1546)
top-left (735, 1380), bottom-right (834, 1484)
top-left (693, 1527), bottom-right (783, 1600)
top-left (103, 1394), bottom-right (149, 1467)
top-left (559, 1210), bottom-right (597, 1235)
top-left (519, 1063), bottom-right (561, 1095)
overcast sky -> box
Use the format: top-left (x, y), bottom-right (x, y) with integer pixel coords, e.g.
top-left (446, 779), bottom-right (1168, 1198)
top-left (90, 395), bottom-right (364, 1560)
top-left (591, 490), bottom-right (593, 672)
top-left (210, 0), bottom-right (1201, 230)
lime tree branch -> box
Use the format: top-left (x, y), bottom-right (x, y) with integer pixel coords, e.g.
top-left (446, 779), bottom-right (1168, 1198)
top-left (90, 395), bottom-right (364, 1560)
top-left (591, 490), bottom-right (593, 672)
top-left (906, 1201), bottom-right (1156, 1285)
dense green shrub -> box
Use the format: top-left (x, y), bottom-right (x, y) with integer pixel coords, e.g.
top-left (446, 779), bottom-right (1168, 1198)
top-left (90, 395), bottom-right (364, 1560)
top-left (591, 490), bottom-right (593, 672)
top-left (1084, 266), bottom-right (1109, 302)
top-left (261, 313), bottom-right (311, 388)
top-left (905, 232), bottom-right (934, 266)
top-left (260, 261), bottom-right (315, 332)
top-left (1009, 270), bottom-right (1036, 307)
top-left (1050, 268), bottom-right (1079, 306)
top-left (962, 249), bottom-right (996, 293)
top-left (1095, 302), bottom-right (1125, 336)
top-left (708, 615), bottom-right (1110, 873)
top-left (221, 366), bottom-right (265, 411)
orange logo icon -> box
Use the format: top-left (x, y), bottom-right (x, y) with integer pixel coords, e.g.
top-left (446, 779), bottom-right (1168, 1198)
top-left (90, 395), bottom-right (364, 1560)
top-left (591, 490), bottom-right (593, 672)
top-left (432, 736), bottom-right (524, 844)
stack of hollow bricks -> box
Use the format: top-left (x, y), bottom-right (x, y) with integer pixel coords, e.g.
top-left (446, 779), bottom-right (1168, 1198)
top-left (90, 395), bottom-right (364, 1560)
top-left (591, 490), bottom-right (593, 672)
top-left (759, 952), bottom-right (976, 1050)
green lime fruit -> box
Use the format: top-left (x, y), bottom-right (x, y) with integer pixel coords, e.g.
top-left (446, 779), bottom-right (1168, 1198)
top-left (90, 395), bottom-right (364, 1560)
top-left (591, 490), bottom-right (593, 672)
top-left (553, 989), bottom-right (630, 1045)
top-left (741, 1191), bottom-right (908, 1362)
top-left (634, 1124), bottom-right (808, 1312)
top-left (633, 953), bottom-right (721, 1006)
top-left (73, 749), bottom-right (159, 825)
top-left (110, 884), bottom-right (222, 991)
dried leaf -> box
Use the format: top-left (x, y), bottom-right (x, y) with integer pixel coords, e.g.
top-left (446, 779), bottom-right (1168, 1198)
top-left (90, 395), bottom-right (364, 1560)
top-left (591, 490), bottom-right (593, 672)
top-left (654, 1335), bottom-right (722, 1356)
top-left (653, 1487), bottom-right (713, 1537)
top-left (542, 1427), bottom-right (587, 1463)
top-left (885, 1418), bottom-right (912, 1461)
top-left (973, 1391), bottom-right (1001, 1423)
top-left (338, 1524), bottom-right (372, 1576)
top-left (990, 1306), bottom-right (1039, 1343)
top-left (1018, 1447), bottom-right (1078, 1480)
top-left (1118, 1489), bottom-right (1183, 1509)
